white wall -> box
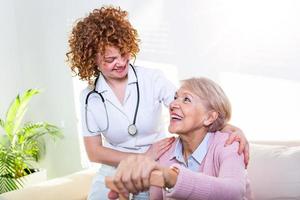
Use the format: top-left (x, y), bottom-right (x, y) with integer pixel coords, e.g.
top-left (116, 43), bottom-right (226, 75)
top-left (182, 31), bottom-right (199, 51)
top-left (13, 0), bottom-right (87, 178)
top-left (0, 0), bottom-right (299, 178)
top-left (0, 0), bottom-right (21, 116)
top-left (121, 0), bottom-right (300, 141)
top-left (0, 0), bottom-right (84, 178)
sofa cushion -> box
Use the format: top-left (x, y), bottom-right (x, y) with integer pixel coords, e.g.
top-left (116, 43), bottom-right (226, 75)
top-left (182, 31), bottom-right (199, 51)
top-left (247, 143), bottom-right (300, 200)
top-left (0, 168), bottom-right (97, 200)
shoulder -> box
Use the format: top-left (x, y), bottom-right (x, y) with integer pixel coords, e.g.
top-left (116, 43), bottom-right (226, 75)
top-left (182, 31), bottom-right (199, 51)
top-left (79, 86), bottom-right (93, 103)
top-left (210, 131), bottom-right (230, 145)
top-left (157, 137), bottom-right (178, 166)
top-left (134, 66), bottom-right (176, 90)
top-left (209, 131), bottom-right (239, 152)
top-left (208, 131), bottom-right (245, 170)
top-left (134, 66), bottom-right (165, 78)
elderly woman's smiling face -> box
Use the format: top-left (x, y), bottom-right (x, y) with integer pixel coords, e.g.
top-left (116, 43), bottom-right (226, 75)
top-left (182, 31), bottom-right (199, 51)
top-left (168, 85), bottom-right (213, 135)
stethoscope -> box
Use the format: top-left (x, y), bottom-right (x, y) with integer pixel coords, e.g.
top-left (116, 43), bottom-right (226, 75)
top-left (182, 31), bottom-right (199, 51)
top-left (85, 64), bottom-right (140, 136)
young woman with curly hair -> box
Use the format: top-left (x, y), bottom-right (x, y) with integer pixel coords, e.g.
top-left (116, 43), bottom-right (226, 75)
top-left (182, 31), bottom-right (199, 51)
top-left (66, 6), bottom-right (249, 200)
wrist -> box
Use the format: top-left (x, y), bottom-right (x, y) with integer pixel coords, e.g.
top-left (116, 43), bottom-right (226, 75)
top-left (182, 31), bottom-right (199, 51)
top-left (163, 165), bottom-right (179, 189)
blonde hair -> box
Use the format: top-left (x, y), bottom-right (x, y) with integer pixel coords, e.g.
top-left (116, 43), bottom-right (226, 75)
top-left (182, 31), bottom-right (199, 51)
top-left (181, 77), bottom-right (231, 132)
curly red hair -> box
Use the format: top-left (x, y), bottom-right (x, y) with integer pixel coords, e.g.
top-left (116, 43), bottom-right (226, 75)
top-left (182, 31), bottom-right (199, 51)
top-left (66, 6), bottom-right (140, 82)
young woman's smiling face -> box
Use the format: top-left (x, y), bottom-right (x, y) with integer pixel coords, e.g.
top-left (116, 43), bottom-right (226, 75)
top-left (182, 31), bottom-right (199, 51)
top-left (168, 86), bottom-right (211, 135)
top-left (96, 46), bottom-right (130, 82)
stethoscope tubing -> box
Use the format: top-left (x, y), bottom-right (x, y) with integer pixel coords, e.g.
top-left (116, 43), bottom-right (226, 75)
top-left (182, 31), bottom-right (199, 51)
top-left (85, 64), bottom-right (139, 134)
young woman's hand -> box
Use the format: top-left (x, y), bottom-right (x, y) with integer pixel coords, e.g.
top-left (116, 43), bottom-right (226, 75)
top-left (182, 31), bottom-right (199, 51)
top-left (108, 190), bottom-right (120, 200)
top-left (222, 124), bottom-right (250, 167)
top-left (145, 137), bottom-right (175, 160)
top-left (112, 155), bottom-right (162, 197)
top-left (108, 190), bottom-right (119, 200)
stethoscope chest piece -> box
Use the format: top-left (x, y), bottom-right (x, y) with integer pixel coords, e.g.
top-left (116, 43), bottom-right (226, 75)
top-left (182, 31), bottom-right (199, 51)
top-left (128, 124), bottom-right (137, 136)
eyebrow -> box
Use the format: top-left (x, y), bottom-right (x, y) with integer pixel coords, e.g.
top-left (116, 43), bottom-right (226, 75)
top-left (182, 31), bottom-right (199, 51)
top-left (176, 91), bottom-right (194, 97)
top-left (104, 56), bottom-right (117, 58)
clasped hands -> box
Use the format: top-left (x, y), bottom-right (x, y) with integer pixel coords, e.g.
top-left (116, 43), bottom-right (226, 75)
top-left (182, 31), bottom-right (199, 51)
top-left (107, 155), bottom-right (177, 199)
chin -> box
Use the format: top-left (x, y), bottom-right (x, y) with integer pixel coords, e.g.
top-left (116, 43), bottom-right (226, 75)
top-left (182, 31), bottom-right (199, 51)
top-left (114, 72), bottom-right (127, 80)
top-left (168, 125), bottom-right (179, 134)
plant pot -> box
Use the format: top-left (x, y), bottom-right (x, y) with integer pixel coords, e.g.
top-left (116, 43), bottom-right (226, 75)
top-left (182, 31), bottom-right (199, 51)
top-left (18, 168), bottom-right (47, 188)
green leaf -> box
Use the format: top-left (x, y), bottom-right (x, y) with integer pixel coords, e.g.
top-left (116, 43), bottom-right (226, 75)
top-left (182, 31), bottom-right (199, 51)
top-left (0, 150), bottom-right (24, 193)
top-left (0, 89), bottom-right (63, 194)
top-left (0, 176), bottom-right (23, 194)
top-left (4, 89), bottom-right (40, 140)
top-left (20, 122), bottom-right (63, 142)
top-left (0, 119), bottom-right (4, 128)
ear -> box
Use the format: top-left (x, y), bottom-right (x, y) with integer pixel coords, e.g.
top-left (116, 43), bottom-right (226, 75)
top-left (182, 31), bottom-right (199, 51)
top-left (203, 111), bottom-right (218, 126)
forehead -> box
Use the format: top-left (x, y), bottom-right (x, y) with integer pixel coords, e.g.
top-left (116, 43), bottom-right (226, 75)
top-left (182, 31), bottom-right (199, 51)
top-left (177, 86), bottom-right (210, 108)
top-left (104, 46), bottom-right (120, 56)
top-left (176, 86), bottom-right (196, 96)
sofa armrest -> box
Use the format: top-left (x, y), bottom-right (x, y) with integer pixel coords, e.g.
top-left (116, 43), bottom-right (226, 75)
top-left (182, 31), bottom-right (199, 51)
top-left (0, 168), bottom-right (97, 200)
top-left (248, 143), bottom-right (300, 199)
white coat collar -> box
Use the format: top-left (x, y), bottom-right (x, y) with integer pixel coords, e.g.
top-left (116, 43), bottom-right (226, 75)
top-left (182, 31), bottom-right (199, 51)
top-left (95, 64), bottom-right (137, 93)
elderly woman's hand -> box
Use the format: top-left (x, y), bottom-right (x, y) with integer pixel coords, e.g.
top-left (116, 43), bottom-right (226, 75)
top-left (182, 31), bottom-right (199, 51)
top-left (222, 124), bottom-right (250, 167)
top-left (113, 155), bottom-right (162, 197)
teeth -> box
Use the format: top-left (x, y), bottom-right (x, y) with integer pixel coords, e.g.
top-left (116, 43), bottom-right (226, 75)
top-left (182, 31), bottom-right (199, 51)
top-left (172, 117), bottom-right (181, 120)
top-left (113, 67), bottom-right (124, 71)
top-left (171, 114), bottom-right (182, 120)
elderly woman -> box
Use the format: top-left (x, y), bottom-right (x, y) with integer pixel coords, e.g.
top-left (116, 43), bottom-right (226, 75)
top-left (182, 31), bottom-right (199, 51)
top-left (110, 77), bottom-right (252, 200)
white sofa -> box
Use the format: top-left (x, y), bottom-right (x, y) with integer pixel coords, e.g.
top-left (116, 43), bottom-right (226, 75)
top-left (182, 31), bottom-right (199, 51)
top-left (1, 142), bottom-right (300, 200)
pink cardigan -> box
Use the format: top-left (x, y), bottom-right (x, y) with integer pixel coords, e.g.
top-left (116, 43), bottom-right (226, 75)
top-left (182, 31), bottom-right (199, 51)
top-left (150, 132), bottom-right (252, 200)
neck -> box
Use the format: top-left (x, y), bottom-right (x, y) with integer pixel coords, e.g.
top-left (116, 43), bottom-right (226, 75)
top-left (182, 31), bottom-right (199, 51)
top-left (105, 75), bottom-right (128, 88)
top-left (179, 127), bottom-right (208, 161)
top-left (105, 76), bottom-right (128, 104)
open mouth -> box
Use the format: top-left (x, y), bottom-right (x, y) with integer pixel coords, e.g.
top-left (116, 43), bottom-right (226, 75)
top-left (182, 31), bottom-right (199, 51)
top-left (113, 66), bottom-right (126, 73)
top-left (170, 113), bottom-right (183, 121)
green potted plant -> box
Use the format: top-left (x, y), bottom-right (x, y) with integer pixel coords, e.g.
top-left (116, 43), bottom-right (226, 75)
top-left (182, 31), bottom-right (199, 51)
top-left (0, 89), bottom-right (63, 194)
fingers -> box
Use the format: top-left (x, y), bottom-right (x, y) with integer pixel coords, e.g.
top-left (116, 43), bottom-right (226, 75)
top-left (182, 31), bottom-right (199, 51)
top-left (236, 134), bottom-right (248, 156)
top-left (108, 190), bottom-right (119, 199)
top-left (113, 173), bottom-right (129, 198)
top-left (160, 137), bottom-right (175, 148)
top-left (227, 134), bottom-right (245, 155)
top-left (225, 133), bottom-right (237, 146)
top-left (114, 156), bottom-right (136, 197)
top-left (140, 158), bottom-right (158, 190)
top-left (156, 137), bottom-right (175, 157)
top-left (134, 156), bottom-right (158, 191)
top-left (160, 138), bottom-right (175, 151)
top-left (237, 137), bottom-right (244, 155)
top-left (158, 137), bottom-right (175, 149)
top-left (243, 143), bottom-right (250, 168)
top-left (157, 140), bottom-right (174, 159)
top-left (131, 162), bottom-right (145, 193)
top-left (140, 171), bottom-right (150, 191)
top-left (223, 127), bottom-right (250, 168)
top-left (113, 155), bottom-right (158, 196)
top-left (146, 137), bottom-right (175, 160)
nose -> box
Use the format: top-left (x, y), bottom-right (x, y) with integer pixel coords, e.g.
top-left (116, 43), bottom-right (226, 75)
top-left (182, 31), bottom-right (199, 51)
top-left (116, 55), bottom-right (129, 66)
top-left (170, 99), bottom-right (180, 110)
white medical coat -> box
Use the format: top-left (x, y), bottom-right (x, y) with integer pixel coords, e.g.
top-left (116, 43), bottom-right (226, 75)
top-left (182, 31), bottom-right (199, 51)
top-left (80, 66), bottom-right (176, 153)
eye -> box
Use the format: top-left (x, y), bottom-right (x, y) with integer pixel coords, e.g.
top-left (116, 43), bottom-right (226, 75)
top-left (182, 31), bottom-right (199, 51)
top-left (173, 95), bottom-right (177, 100)
top-left (183, 97), bottom-right (191, 103)
top-left (104, 57), bottom-right (116, 63)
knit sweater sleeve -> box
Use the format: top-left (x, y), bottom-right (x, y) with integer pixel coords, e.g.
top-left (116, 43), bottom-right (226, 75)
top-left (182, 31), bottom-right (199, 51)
top-left (166, 141), bottom-right (247, 200)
